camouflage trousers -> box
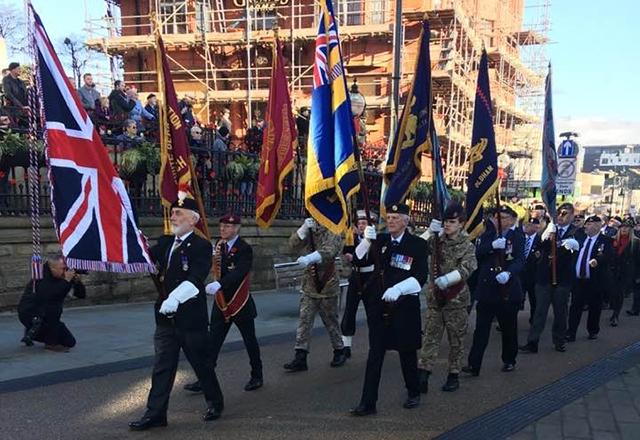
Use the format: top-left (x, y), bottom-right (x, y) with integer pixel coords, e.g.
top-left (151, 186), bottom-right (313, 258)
top-left (294, 294), bottom-right (344, 353)
top-left (418, 307), bottom-right (469, 374)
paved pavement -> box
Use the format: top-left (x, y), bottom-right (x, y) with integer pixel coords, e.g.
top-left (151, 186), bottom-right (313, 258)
top-left (2, 289), bottom-right (640, 439)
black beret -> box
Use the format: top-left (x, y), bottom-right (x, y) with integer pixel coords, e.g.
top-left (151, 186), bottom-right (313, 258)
top-left (534, 204), bottom-right (545, 210)
top-left (219, 213), bottom-right (241, 224)
top-left (527, 217), bottom-right (541, 225)
top-left (170, 197), bottom-right (199, 213)
top-left (612, 216), bottom-right (623, 224)
top-left (8, 62), bottom-right (19, 71)
top-left (585, 215), bottom-right (602, 223)
top-left (444, 202), bottom-right (465, 220)
top-left (386, 203), bottom-right (410, 215)
top-left (623, 218), bottom-right (636, 227)
top-left (499, 205), bottom-right (517, 218)
top-left (558, 202), bottom-right (574, 212)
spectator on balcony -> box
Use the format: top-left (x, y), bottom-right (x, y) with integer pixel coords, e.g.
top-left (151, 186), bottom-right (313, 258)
top-left (190, 125), bottom-right (207, 153)
top-left (93, 97), bottom-right (112, 135)
top-left (128, 89), bottom-right (154, 134)
top-left (296, 106), bottom-right (310, 145)
top-left (213, 126), bottom-right (230, 152)
top-left (218, 108), bottom-right (232, 135)
top-left (77, 73), bottom-right (100, 113)
top-left (108, 80), bottom-right (135, 134)
top-left (245, 120), bottom-right (263, 154)
top-left (116, 119), bottom-right (144, 151)
top-left (2, 62), bottom-right (28, 126)
top-left (144, 94), bottom-right (159, 120)
top-left (179, 93), bottom-right (196, 129)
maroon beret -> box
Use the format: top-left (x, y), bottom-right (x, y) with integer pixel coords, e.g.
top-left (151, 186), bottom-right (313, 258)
top-left (219, 213), bottom-right (241, 224)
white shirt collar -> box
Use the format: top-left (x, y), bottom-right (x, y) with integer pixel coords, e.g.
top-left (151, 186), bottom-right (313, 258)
top-left (176, 230), bottom-right (193, 242)
top-left (225, 235), bottom-right (239, 250)
top-left (390, 231), bottom-right (405, 244)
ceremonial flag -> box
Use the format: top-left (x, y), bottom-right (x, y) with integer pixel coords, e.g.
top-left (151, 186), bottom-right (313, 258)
top-left (156, 34), bottom-right (209, 239)
top-left (30, 5), bottom-right (153, 273)
top-left (430, 126), bottom-right (450, 217)
top-left (465, 50), bottom-right (499, 240)
top-left (305, 0), bottom-right (360, 235)
top-left (540, 64), bottom-right (557, 217)
top-left (256, 37), bottom-right (296, 228)
top-left (383, 21), bottom-right (444, 215)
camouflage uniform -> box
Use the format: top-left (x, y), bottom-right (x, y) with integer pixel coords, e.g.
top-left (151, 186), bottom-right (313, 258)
top-left (418, 230), bottom-right (477, 374)
top-left (289, 223), bottom-right (344, 352)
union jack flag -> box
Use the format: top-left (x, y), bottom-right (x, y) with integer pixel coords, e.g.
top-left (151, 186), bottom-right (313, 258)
top-left (31, 5), bottom-right (154, 273)
top-left (312, 7), bottom-right (342, 88)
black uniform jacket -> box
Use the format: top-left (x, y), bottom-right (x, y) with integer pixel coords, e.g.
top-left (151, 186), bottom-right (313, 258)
top-left (520, 232), bottom-right (542, 289)
top-left (151, 233), bottom-right (212, 331)
top-left (357, 231), bottom-right (428, 352)
top-left (576, 233), bottom-right (614, 289)
top-left (535, 224), bottom-right (581, 288)
top-left (475, 226), bottom-right (525, 304)
top-left (211, 236), bottom-right (257, 323)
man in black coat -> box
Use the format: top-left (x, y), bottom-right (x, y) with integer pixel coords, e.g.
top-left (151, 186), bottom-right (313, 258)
top-left (349, 203), bottom-right (429, 416)
top-left (108, 80), bottom-right (135, 131)
top-left (129, 196), bottom-right (223, 431)
top-left (519, 217), bottom-right (542, 322)
top-left (18, 253), bottom-right (86, 352)
top-left (183, 213), bottom-right (263, 394)
top-left (463, 205), bottom-right (525, 375)
top-left (520, 202), bottom-right (581, 354)
top-left (567, 215), bottom-right (614, 341)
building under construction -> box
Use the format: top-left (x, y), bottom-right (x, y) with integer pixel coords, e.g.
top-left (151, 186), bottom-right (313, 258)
top-left (85, 0), bottom-right (550, 190)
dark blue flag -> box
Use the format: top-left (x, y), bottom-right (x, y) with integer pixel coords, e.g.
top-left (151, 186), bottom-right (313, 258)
top-left (540, 64), bottom-right (557, 217)
top-left (465, 50), bottom-right (498, 240)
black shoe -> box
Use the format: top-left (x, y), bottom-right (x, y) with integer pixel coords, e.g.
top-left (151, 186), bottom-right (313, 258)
top-left (203, 406), bottom-right (222, 421)
top-left (284, 349), bottom-right (308, 372)
top-left (244, 376), bottom-right (263, 391)
top-left (610, 317), bottom-right (619, 327)
top-left (403, 396), bottom-right (420, 409)
top-left (349, 403), bottom-right (376, 416)
top-left (330, 348), bottom-right (347, 367)
top-left (518, 342), bottom-right (538, 353)
top-left (418, 369), bottom-right (430, 394)
top-left (343, 346), bottom-right (352, 358)
top-left (129, 416), bottom-right (168, 431)
top-left (461, 365), bottom-right (479, 377)
top-left (564, 333), bottom-right (576, 342)
top-left (184, 381), bottom-right (202, 393)
top-left (501, 363), bottom-right (515, 372)
top-left (626, 310), bottom-right (639, 316)
top-left (441, 373), bottom-right (459, 392)
top-left (554, 342), bottom-right (567, 352)
top-left (588, 333), bottom-right (598, 340)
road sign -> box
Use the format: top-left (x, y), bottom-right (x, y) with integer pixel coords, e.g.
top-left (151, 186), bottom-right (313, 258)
top-left (557, 157), bottom-right (577, 195)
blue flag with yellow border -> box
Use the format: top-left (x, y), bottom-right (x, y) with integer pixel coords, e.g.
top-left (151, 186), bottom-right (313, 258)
top-left (540, 64), bottom-right (557, 217)
top-left (465, 50), bottom-right (499, 240)
top-left (384, 21), bottom-right (446, 216)
top-left (305, 0), bottom-right (360, 235)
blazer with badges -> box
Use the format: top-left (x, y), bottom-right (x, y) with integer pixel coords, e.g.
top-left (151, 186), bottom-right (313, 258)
top-left (474, 226), bottom-right (525, 304)
top-left (361, 232), bottom-right (429, 351)
top-left (212, 237), bottom-right (256, 322)
top-left (150, 234), bottom-right (212, 330)
top-left (535, 224), bottom-right (581, 287)
top-left (520, 232), bottom-right (542, 289)
top-left (575, 233), bottom-right (613, 288)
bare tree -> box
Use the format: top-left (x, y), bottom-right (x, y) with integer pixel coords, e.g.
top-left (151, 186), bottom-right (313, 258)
top-left (0, 1), bottom-right (26, 57)
top-left (60, 35), bottom-right (91, 89)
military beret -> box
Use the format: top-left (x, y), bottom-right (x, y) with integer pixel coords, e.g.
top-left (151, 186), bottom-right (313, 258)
top-left (499, 205), bottom-right (517, 218)
top-left (623, 218), bottom-right (636, 227)
top-left (387, 203), bottom-right (410, 215)
top-left (8, 62), bottom-right (19, 71)
top-left (444, 202), bottom-right (466, 220)
top-left (527, 217), bottom-right (541, 225)
top-left (574, 214), bottom-right (585, 220)
top-left (611, 216), bottom-right (623, 225)
top-left (534, 204), bottom-right (545, 210)
top-left (558, 202), bottom-right (574, 212)
top-left (585, 215), bottom-right (602, 223)
top-left (219, 213), bottom-right (241, 224)
top-left (170, 196), bottom-right (199, 213)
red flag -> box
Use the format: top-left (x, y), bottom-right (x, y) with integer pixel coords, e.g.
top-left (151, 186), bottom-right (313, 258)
top-left (256, 38), bottom-right (297, 228)
top-left (156, 34), bottom-right (209, 239)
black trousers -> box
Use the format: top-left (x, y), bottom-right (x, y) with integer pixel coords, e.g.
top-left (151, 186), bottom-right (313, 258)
top-left (340, 274), bottom-right (375, 337)
top-left (568, 279), bottom-right (603, 337)
top-left (524, 281), bottom-right (537, 322)
top-left (468, 301), bottom-right (519, 371)
top-left (145, 325), bottom-right (223, 419)
top-left (210, 317), bottom-right (262, 377)
top-left (19, 315), bottom-right (76, 347)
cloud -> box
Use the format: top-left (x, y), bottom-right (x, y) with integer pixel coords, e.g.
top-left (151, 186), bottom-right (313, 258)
top-left (556, 117), bottom-right (640, 146)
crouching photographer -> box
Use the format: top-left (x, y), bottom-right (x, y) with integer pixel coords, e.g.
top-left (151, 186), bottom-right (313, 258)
top-left (18, 253), bottom-right (86, 352)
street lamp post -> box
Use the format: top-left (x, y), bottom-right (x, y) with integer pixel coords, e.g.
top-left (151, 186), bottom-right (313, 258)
top-left (349, 78), bottom-right (367, 148)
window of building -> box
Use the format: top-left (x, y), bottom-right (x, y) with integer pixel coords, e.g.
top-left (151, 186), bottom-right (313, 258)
top-left (160, 0), bottom-right (187, 34)
top-left (250, 8), bottom-right (277, 31)
top-left (335, 0), bottom-right (363, 26)
top-left (591, 185), bottom-right (603, 194)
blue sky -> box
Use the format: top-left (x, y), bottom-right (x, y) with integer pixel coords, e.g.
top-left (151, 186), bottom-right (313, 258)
top-left (12, 0), bottom-right (640, 145)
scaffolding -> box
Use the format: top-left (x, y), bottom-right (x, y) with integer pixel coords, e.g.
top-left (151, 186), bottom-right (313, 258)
top-left (85, 0), bottom-right (550, 189)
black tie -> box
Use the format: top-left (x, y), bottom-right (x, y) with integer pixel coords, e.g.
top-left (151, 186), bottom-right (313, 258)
top-left (557, 228), bottom-right (564, 241)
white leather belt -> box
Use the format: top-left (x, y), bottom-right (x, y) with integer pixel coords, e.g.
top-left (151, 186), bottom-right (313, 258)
top-left (357, 265), bottom-right (375, 273)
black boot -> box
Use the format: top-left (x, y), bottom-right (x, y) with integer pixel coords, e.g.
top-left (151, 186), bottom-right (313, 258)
top-left (418, 369), bottom-right (430, 394)
top-left (441, 373), bottom-right (459, 392)
top-left (343, 346), bottom-right (352, 358)
top-left (244, 372), bottom-right (263, 391)
top-left (330, 348), bottom-right (347, 367)
top-left (283, 349), bottom-right (308, 372)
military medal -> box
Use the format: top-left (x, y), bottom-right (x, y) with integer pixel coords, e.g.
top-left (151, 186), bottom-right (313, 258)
top-left (181, 255), bottom-right (189, 271)
top-left (228, 263), bottom-right (236, 270)
top-left (390, 253), bottom-right (413, 270)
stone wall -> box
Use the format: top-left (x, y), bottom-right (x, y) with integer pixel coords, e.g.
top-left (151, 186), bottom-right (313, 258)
top-left (0, 217), bottom-right (303, 311)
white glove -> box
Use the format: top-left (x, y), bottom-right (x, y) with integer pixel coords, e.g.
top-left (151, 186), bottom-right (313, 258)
top-left (434, 270), bottom-right (462, 290)
top-left (541, 222), bottom-right (556, 242)
top-left (205, 281), bottom-right (222, 295)
top-left (363, 225), bottom-right (376, 240)
top-left (382, 285), bottom-right (402, 302)
top-left (297, 250), bottom-right (322, 268)
top-left (561, 238), bottom-right (580, 252)
top-left (159, 297), bottom-right (179, 315)
top-left (495, 271), bottom-right (510, 284)
top-left (297, 218), bottom-right (316, 239)
top-left (429, 219), bottom-right (442, 234)
top-left (355, 238), bottom-right (371, 259)
top-left (492, 238), bottom-right (506, 249)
